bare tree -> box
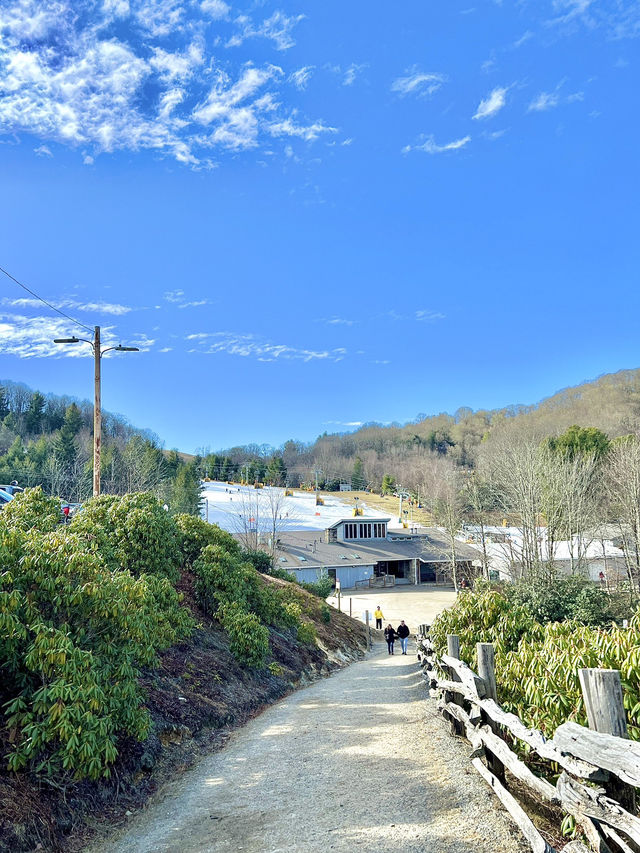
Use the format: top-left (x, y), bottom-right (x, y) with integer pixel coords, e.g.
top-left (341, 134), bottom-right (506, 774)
top-left (606, 437), bottom-right (640, 597)
top-left (225, 486), bottom-right (300, 559)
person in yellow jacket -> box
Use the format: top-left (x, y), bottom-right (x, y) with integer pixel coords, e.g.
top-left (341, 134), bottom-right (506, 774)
top-left (374, 605), bottom-right (384, 629)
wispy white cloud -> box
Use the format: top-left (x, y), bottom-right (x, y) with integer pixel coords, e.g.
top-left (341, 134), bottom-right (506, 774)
top-left (0, 296), bottom-right (134, 316)
top-left (391, 69), bottom-right (447, 97)
top-left (34, 144), bottom-right (53, 157)
top-left (0, 1), bottom-right (332, 165)
top-left (403, 134), bottom-right (471, 155)
top-left (162, 290), bottom-right (211, 309)
top-left (528, 82), bottom-right (585, 112)
top-left (201, 0), bottom-right (230, 20)
top-left (324, 62), bottom-right (367, 87)
top-left (289, 66), bottom-right (314, 90)
top-left (0, 313), bottom-right (128, 358)
top-left (473, 86), bottom-right (509, 120)
top-left (549, 0), bottom-right (594, 25)
top-left (342, 63), bottom-right (367, 86)
top-left (317, 316), bottom-right (357, 326)
top-left (528, 91), bottom-right (560, 112)
top-left (227, 11), bottom-right (304, 51)
top-left (543, 0), bottom-right (640, 38)
top-left (512, 30), bottom-right (534, 48)
top-left (415, 310), bottom-right (446, 321)
top-left (186, 331), bottom-right (347, 362)
top-left (268, 116), bottom-right (337, 142)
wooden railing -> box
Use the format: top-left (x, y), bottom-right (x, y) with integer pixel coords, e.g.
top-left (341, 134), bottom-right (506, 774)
top-left (416, 626), bottom-right (640, 853)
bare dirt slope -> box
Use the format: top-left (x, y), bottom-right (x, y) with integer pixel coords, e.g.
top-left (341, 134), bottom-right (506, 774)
top-left (94, 645), bottom-right (527, 853)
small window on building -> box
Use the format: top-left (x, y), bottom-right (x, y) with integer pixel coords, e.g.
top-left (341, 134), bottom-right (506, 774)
top-left (344, 522), bottom-right (358, 539)
top-left (299, 556), bottom-right (307, 562)
top-left (340, 555), bottom-right (348, 560)
top-left (352, 554), bottom-right (361, 559)
top-left (279, 557), bottom-right (288, 563)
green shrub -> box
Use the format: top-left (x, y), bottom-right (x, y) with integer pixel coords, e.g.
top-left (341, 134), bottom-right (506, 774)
top-left (280, 600), bottom-right (302, 628)
top-left (503, 575), bottom-right (613, 625)
top-left (1, 487), bottom-right (61, 534)
top-left (300, 578), bottom-right (334, 599)
top-left (321, 605), bottom-right (332, 624)
top-left (431, 587), bottom-right (640, 739)
top-left (0, 527), bottom-right (193, 780)
top-left (269, 567), bottom-right (294, 582)
top-left (268, 662), bottom-right (283, 677)
top-left (242, 548), bottom-right (274, 573)
top-left (194, 546), bottom-right (280, 624)
top-left (296, 622), bottom-right (317, 646)
top-left (174, 514), bottom-right (240, 567)
top-left (431, 588), bottom-right (539, 667)
top-left (218, 602), bottom-right (269, 668)
top-left (71, 493), bottom-right (181, 581)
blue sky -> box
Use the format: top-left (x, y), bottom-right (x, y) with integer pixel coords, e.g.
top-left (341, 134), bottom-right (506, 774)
top-left (0, 0), bottom-right (638, 452)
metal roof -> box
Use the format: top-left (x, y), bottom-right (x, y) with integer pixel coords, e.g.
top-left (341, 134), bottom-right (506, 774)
top-left (326, 516), bottom-right (391, 529)
top-left (274, 528), bottom-right (480, 569)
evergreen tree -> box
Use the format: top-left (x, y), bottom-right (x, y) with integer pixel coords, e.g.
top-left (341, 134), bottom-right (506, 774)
top-left (171, 463), bottom-right (202, 515)
top-left (53, 422), bottom-right (78, 470)
top-left (166, 449), bottom-right (181, 477)
top-left (0, 385), bottom-right (9, 420)
top-left (546, 425), bottom-right (610, 461)
top-left (25, 392), bottom-right (46, 435)
top-left (266, 455), bottom-right (287, 485)
top-left (44, 400), bottom-right (65, 432)
top-left (381, 474), bottom-right (395, 494)
top-left (352, 456), bottom-right (366, 490)
top-left (63, 403), bottom-right (83, 436)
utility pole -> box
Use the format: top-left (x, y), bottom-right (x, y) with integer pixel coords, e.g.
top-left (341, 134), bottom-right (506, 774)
top-left (93, 326), bottom-right (101, 498)
top-left (398, 486), bottom-right (403, 523)
top-left (54, 326), bottom-right (138, 497)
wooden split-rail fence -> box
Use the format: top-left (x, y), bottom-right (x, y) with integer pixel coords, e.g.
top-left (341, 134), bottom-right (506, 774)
top-left (416, 624), bottom-right (640, 853)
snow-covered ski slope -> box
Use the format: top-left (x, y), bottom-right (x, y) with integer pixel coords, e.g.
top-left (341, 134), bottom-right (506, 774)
top-left (200, 480), bottom-right (401, 534)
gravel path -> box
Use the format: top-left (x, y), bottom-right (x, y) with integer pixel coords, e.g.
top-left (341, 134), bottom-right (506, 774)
top-left (98, 645), bottom-right (527, 853)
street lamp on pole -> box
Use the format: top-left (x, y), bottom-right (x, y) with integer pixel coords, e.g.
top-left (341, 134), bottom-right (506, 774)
top-left (54, 325), bottom-right (139, 497)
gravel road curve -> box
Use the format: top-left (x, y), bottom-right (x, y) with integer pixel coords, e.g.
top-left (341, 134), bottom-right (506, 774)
top-left (97, 645), bottom-right (527, 853)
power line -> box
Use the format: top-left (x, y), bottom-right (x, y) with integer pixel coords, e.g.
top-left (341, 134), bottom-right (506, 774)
top-left (0, 264), bottom-right (94, 334)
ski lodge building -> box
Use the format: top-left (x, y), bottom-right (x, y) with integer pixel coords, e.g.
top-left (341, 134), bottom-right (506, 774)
top-left (273, 516), bottom-right (479, 589)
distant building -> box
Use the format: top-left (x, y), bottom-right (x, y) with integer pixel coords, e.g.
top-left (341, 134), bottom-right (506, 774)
top-left (274, 517), bottom-right (479, 589)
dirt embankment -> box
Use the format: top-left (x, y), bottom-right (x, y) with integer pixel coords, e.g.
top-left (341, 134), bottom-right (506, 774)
top-left (0, 574), bottom-right (366, 853)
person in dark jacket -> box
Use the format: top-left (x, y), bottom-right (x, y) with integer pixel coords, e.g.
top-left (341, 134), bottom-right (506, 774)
top-left (396, 620), bottom-right (410, 655)
top-left (384, 624), bottom-right (396, 655)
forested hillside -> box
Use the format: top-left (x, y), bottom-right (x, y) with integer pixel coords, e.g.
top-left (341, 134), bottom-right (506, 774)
top-left (203, 368), bottom-right (640, 493)
top-left (0, 380), bottom-right (200, 512)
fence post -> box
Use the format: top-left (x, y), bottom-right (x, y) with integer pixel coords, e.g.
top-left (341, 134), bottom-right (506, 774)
top-left (477, 642), bottom-right (505, 784)
top-left (578, 668), bottom-right (634, 811)
top-left (477, 643), bottom-right (498, 702)
top-left (445, 635), bottom-right (464, 736)
top-left (349, 598), bottom-right (352, 618)
top-left (365, 610), bottom-right (371, 650)
top-left (447, 634), bottom-right (460, 659)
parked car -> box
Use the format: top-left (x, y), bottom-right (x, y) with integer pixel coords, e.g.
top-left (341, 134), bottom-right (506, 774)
top-left (0, 488), bottom-right (15, 507)
top-left (0, 483), bottom-right (23, 496)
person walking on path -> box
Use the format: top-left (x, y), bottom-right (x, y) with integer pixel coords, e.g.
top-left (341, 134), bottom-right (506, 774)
top-left (374, 605), bottom-right (384, 629)
top-left (384, 623), bottom-right (397, 654)
top-left (397, 620), bottom-right (410, 655)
